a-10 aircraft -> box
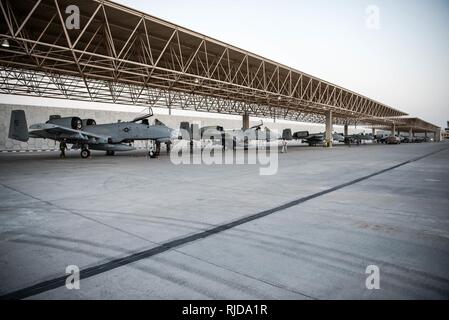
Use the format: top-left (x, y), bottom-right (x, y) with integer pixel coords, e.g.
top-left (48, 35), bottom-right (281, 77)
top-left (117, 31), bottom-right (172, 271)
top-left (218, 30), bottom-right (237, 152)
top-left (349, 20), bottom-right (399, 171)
top-left (220, 121), bottom-right (282, 147)
top-left (8, 108), bottom-right (174, 158)
top-left (292, 131), bottom-right (345, 146)
top-left (292, 131), bottom-right (374, 146)
top-left (185, 120), bottom-right (281, 149)
top-left (347, 133), bottom-right (374, 144)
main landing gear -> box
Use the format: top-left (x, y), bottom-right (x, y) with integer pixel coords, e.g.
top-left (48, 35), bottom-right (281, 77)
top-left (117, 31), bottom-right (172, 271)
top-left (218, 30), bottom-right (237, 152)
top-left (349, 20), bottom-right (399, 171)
top-left (80, 148), bottom-right (91, 159)
top-left (166, 142), bottom-right (171, 154)
top-left (147, 141), bottom-right (160, 158)
top-left (147, 141), bottom-right (170, 158)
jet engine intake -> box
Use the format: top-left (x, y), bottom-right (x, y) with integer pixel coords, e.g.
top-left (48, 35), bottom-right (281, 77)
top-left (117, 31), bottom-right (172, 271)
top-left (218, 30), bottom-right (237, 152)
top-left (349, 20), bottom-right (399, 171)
top-left (46, 116), bottom-right (83, 130)
top-left (82, 119), bottom-right (96, 126)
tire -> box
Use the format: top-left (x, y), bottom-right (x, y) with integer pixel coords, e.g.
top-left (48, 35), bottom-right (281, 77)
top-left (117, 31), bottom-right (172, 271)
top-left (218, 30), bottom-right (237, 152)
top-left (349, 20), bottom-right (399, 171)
top-left (81, 149), bottom-right (90, 158)
top-left (166, 143), bottom-right (171, 154)
top-left (148, 150), bottom-right (157, 158)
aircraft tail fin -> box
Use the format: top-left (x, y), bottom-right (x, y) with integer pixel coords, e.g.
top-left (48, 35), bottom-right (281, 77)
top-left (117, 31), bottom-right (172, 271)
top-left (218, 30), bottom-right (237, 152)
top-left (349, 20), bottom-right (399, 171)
top-left (178, 121), bottom-right (190, 140)
top-left (9, 110), bottom-right (29, 142)
top-left (282, 129), bottom-right (293, 140)
top-left (250, 120), bottom-right (263, 130)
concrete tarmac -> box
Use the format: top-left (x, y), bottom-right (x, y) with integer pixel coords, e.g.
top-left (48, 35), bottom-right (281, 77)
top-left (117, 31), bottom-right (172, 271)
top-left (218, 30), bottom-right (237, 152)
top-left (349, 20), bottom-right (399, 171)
top-left (0, 142), bottom-right (448, 299)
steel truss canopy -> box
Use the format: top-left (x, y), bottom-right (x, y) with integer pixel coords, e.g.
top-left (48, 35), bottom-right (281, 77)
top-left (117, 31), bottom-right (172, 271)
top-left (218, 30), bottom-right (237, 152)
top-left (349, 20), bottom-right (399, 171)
top-left (0, 0), bottom-right (408, 126)
top-left (381, 117), bottom-right (441, 134)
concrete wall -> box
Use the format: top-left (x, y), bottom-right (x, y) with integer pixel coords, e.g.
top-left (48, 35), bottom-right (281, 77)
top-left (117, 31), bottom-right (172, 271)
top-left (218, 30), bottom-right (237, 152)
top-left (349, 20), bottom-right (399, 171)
top-left (0, 103), bottom-right (363, 151)
top-left (1, 104), bottom-right (151, 151)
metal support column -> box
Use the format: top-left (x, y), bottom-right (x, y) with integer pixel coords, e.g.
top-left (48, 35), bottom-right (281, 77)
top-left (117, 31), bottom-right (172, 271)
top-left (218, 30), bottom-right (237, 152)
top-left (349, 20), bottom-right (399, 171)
top-left (243, 113), bottom-right (249, 150)
top-left (242, 113), bottom-right (250, 130)
top-left (325, 110), bottom-right (333, 148)
top-left (435, 129), bottom-right (441, 142)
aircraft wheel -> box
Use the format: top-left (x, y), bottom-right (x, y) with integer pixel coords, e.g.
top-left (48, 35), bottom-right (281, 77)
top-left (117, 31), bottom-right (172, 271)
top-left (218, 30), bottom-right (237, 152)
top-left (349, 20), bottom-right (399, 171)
top-left (166, 142), bottom-right (171, 154)
top-left (148, 150), bottom-right (157, 158)
top-left (81, 149), bottom-right (90, 159)
top-left (106, 150), bottom-right (115, 156)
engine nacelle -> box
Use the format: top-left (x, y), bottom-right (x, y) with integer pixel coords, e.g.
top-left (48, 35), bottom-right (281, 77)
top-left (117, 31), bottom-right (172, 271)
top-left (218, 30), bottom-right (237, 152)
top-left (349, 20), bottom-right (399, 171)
top-left (46, 116), bottom-right (83, 130)
top-left (82, 119), bottom-right (96, 126)
top-left (293, 131), bottom-right (309, 139)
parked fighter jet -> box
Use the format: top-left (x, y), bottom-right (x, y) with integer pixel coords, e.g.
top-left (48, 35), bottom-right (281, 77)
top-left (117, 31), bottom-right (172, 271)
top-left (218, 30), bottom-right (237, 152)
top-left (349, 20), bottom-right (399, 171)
top-left (346, 133), bottom-right (374, 144)
top-left (191, 121), bottom-right (280, 149)
top-left (292, 131), bottom-right (344, 146)
top-left (225, 121), bottom-right (275, 147)
top-left (334, 133), bottom-right (346, 143)
top-left (8, 108), bottom-right (174, 158)
top-left (375, 133), bottom-right (394, 144)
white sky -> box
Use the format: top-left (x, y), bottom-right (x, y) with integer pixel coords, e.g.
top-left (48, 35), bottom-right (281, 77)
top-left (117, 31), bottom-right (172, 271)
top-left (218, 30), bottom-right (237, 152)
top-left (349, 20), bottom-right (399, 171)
top-left (115, 0), bottom-right (449, 128)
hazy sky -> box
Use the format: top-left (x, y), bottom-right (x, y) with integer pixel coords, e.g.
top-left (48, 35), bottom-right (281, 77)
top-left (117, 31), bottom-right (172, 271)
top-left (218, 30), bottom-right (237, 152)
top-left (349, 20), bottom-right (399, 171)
top-left (117, 0), bottom-right (449, 128)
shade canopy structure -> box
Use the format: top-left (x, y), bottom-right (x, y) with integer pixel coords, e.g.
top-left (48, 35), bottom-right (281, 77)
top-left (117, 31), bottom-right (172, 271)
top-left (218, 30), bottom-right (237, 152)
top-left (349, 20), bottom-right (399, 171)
top-left (1, 0), bottom-right (409, 126)
top-left (380, 117), bottom-right (441, 134)
top-left (443, 126), bottom-right (449, 140)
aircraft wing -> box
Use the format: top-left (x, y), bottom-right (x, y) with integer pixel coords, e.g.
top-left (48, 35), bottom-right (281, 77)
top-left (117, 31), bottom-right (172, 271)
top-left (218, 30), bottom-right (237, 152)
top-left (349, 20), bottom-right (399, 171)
top-left (29, 123), bottom-right (109, 142)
